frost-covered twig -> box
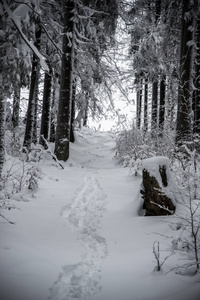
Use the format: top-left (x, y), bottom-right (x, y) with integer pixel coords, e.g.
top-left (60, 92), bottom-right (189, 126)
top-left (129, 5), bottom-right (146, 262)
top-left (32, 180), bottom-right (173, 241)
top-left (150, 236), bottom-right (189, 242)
top-left (0, 213), bottom-right (15, 224)
top-left (0, 201), bottom-right (15, 224)
top-left (153, 241), bottom-right (174, 272)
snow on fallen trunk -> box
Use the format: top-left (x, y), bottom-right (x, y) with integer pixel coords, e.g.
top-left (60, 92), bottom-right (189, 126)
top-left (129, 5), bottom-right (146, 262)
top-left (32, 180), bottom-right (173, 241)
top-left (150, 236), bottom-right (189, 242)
top-left (140, 156), bottom-right (176, 216)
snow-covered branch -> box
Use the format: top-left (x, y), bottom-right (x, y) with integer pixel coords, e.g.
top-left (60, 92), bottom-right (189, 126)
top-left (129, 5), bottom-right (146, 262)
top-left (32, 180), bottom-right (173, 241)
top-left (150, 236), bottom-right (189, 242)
top-left (2, 0), bottom-right (49, 72)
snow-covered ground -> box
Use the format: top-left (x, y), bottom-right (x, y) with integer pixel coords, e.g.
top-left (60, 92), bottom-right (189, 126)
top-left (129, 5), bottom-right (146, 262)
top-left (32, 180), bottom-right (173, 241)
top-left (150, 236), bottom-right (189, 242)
top-left (0, 128), bottom-right (200, 300)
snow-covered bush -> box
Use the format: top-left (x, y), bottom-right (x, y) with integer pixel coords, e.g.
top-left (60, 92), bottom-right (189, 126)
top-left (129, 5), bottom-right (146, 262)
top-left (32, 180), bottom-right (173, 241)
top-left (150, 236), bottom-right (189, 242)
top-left (170, 147), bottom-right (200, 273)
top-left (0, 158), bottom-right (42, 198)
top-left (5, 127), bottom-right (24, 157)
top-left (115, 126), bottom-right (175, 173)
top-left (0, 158), bottom-right (42, 223)
top-left (26, 166), bottom-right (41, 190)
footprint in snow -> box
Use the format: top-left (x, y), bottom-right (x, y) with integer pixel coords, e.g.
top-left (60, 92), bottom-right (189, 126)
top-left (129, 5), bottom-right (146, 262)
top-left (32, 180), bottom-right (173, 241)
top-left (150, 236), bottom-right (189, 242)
top-left (49, 173), bottom-right (108, 300)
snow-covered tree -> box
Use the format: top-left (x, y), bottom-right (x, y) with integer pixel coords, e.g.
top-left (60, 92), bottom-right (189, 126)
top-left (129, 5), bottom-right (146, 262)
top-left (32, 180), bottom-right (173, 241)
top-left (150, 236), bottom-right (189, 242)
top-left (175, 0), bottom-right (195, 146)
top-left (127, 0), bottom-right (181, 134)
top-left (193, 5), bottom-right (200, 149)
top-left (23, 16), bottom-right (42, 150)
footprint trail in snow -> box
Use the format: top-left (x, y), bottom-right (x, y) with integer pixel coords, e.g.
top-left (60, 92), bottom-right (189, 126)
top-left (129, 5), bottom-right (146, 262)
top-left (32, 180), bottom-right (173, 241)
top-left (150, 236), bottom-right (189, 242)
top-left (49, 173), bottom-right (107, 300)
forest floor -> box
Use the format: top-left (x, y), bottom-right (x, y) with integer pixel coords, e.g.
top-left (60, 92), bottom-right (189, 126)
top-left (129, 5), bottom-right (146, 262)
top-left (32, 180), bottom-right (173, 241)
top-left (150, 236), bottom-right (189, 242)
top-left (0, 128), bottom-right (200, 300)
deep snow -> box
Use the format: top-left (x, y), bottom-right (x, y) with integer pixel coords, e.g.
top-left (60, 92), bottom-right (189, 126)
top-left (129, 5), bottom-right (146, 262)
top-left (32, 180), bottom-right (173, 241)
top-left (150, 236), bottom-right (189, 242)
top-left (0, 128), bottom-right (200, 300)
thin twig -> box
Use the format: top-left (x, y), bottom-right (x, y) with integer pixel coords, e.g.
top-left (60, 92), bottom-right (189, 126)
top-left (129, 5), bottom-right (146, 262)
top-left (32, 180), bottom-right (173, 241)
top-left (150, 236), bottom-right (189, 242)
top-left (0, 213), bottom-right (15, 224)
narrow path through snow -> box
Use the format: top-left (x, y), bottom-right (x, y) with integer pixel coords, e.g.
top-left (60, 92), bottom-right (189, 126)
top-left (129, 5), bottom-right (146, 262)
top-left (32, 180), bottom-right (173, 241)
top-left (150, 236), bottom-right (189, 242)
top-left (48, 132), bottom-right (112, 300)
top-left (49, 173), bottom-right (107, 300)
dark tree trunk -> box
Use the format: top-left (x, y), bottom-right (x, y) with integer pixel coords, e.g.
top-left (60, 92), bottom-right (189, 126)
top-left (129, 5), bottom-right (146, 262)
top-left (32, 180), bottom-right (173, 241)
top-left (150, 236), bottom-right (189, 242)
top-left (23, 19), bottom-right (41, 151)
top-left (70, 80), bottom-right (76, 143)
top-left (0, 96), bottom-right (5, 180)
top-left (151, 80), bottom-right (158, 132)
top-left (136, 78), bottom-right (142, 129)
top-left (0, 12), bottom-right (6, 179)
top-left (83, 91), bottom-right (89, 127)
top-left (54, 0), bottom-right (74, 161)
top-left (49, 76), bottom-right (58, 143)
top-left (32, 73), bottom-right (39, 144)
top-left (167, 77), bottom-right (176, 130)
top-left (193, 12), bottom-right (200, 139)
top-left (175, 0), bottom-right (194, 145)
top-left (150, 0), bottom-right (160, 135)
top-left (39, 62), bottom-right (52, 148)
top-left (144, 79), bottom-right (148, 132)
top-left (159, 76), bottom-right (166, 135)
top-left (12, 87), bottom-right (20, 129)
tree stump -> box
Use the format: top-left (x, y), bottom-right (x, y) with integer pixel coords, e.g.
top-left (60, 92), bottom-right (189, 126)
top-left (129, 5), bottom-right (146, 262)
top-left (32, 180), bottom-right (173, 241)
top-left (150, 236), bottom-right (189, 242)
top-left (141, 157), bottom-right (176, 216)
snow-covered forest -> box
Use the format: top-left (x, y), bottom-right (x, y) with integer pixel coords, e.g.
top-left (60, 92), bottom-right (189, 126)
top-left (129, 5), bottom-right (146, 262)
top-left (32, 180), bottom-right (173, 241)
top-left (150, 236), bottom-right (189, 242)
top-left (1, 0), bottom-right (200, 299)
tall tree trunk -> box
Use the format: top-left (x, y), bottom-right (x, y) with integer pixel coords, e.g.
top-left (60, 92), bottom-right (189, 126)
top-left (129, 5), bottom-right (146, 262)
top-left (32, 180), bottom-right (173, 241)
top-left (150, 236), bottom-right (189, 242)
top-left (83, 91), bottom-right (89, 127)
top-left (0, 8), bottom-right (6, 179)
top-left (39, 62), bottom-right (52, 148)
top-left (23, 19), bottom-right (41, 151)
top-left (0, 96), bottom-right (5, 180)
top-left (136, 78), bottom-right (142, 129)
top-left (32, 73), bottom-right (39, 144)
top-left (175, 0), bottom-right (194, 145)
top-left (159, 75), bottom-right (166, 135)
top-left (151, 80), bottom-right (158, 133)
top-left (12, 86), bottom-right (20, 129)
top-left (167, 77), bottom-right (176, 130)
top-left (193, 12), bottom-right (200, 139)
top-left (144, 78), bottom-right (148, 132)
top-left (49, 76), bottom-right (58, 143)
top-left (70, 79), bottom-right (76, 143)
top-left (54, 0), bottom-right (75, 161)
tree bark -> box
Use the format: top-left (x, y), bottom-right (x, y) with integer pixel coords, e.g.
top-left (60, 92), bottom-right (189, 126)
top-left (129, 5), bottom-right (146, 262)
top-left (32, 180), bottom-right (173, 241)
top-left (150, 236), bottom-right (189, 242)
top-left (193, 11), bottom-right (200, 138)
top-left (54, 0), bottom-right (74, 161)
top-left (39, 61), bottom-right (52, 148)
top-left (136, 78), bottom-right (142, 129)
top-left (83, 91), bottom-right (89, 127)
top-left (159, 75), bottom-right (166, 135)
top-left (32, 72), bottom-right (39, 145)
top-left (23, 18), bottom-right (41, 151)
top-left (151, 80), bottom-right (158, 132)
top-left (175, 0), bottom-right (194, 145)
top-left (12, 86), bottom-right (20, 129)
top-left (0, 96), bottom-right (5, 181)
top-left (144, 78), bottom-right (148, 132)
top-left (0, 4), bottom-right (6, 179)
top-left (49, 76), bottom-right (58, 143)
top-left (70, 79), bottom-right (76, 143)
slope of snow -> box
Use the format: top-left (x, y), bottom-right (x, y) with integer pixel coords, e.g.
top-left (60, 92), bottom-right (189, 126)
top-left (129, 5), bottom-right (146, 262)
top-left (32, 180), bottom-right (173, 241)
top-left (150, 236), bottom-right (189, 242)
top-left (0, 128), bottom-right (200, 300)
